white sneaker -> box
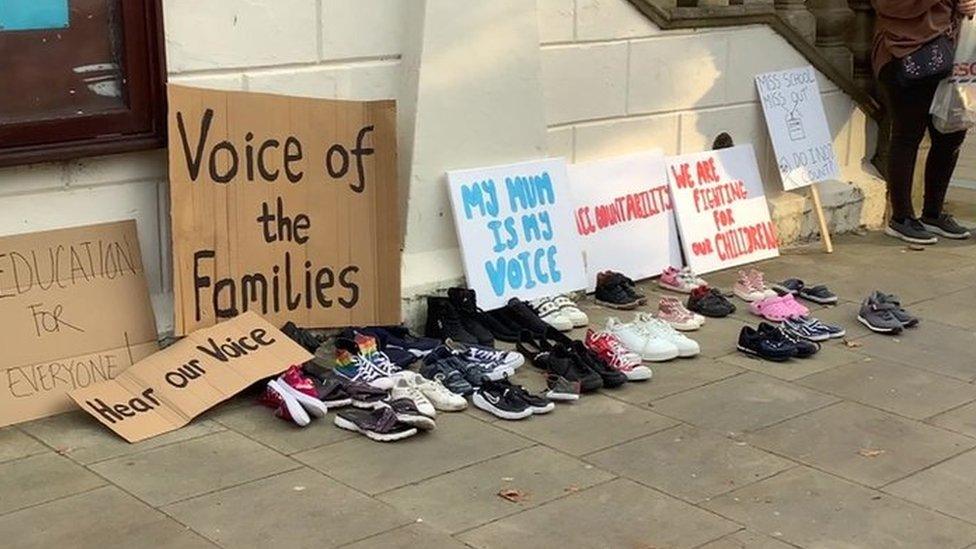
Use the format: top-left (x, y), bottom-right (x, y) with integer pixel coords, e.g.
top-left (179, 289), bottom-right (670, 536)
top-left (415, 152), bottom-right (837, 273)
top-left (266, 380), bottom-right (312, 427)
top-left (605, 317), bottom-right (679, 362)
top-left (390, 375), bottom-right (437, 418)
top-left (634, 313), bottom-right (700, 358)
top-left (530, 297), bottom-right (574, 332)
top-left (397, 371), bottom-right (467, 412)
top-left (552, 295), bottom-right (589, 327)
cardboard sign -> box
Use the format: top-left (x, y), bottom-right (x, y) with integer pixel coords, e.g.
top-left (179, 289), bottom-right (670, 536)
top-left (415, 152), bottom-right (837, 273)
top-left (69, 312), bottom-right (311, 442)
top-left (168, 85), bottom-right (401, 335)
top-left (567, 151), bottom-right (682, 291)
top-left (666, 145), bottom-right (779, 274)
top-left (0, 221), bottom-right (158, 427)
top-left (756, 66), bottom-right (840, 190)
top-left (447, 158), bottom-right (587, 310)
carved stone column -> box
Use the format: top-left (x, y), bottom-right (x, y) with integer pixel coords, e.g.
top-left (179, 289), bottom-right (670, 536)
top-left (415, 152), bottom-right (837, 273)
top-left (775, 0), bottom-right (817, 44)
top-left (847, 0), bottom-right (876, 95)
top-left (808, 0), bottom-right (855, 75)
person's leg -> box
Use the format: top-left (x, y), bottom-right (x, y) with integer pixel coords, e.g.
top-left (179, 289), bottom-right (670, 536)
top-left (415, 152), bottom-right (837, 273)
top-left (877, 64), bottom-right (935, 221)
top-left (922, 123), bottom-right (968, 218)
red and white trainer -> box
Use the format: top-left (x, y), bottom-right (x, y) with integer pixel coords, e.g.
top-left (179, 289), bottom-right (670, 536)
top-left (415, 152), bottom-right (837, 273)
top-left (259, 379), bottom-right (311, 427)
top-left (584, 329), bottom-right (653, 381)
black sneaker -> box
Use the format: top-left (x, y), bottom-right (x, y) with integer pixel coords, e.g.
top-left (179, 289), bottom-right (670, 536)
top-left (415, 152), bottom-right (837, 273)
top-left (281, 322), bottom-right (325, 354)
top-left (594, 272), bottom-right (640, 309)
top-left (472, 380), bottom-right (534, 420)
top-left (447, 288), bottom-right (496, 347)
top-left (425, 296), bottom-right (478, 344)
top-left (736, 325), bottom-right (798, 361)
top-left (550, 344), bottom-right (604, 392)
top-left (546, 328), bottom-right (627, 389)
top-left (616, 272), bottom-right (648, 305)
top-left (497, 379), bottom-right (555, 414)
top-left (760, 323), bottom-right (819, 358)
top-left (885, 218), bottom-right (938, 245)
top-left (920, 213), bottom-right (971, 240)
top-left (687, 286), bottom-right (736, 318)
top-left (504, 298), bottom-right (552, 336)
top-left (485, 308), bottom-right (527, 342)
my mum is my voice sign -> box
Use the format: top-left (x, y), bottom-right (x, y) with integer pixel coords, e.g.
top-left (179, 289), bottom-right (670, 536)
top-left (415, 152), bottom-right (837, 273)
top-left (168, 85), bottom-right (401, 335)
top-left (447, 159), bottom-right (587, 310)
top-left (756, 66), bottom-right (840, 190)
top-left (667, 145), bottom-right (779, 274)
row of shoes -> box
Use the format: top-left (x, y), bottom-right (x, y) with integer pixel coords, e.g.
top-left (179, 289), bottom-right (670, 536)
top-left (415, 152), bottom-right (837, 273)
top-left (858, 291), bottom-right (918, 334)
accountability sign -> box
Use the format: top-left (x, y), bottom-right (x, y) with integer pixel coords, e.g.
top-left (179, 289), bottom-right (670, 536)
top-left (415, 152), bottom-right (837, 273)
top-left (447, 158), bottom-right (587, 310)
top-left (756, 66), bottom-right (840, 190)
top-left (568, 151), bottom-right (681, 291)
top-left (168, 85), bottom-right (401, 335)
top-left (666, 145), bottom-right (779, 274)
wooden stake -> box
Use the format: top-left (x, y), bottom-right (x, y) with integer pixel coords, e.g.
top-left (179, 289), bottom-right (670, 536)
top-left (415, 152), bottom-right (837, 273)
top-left (809, 184), bottom-right (833, 253)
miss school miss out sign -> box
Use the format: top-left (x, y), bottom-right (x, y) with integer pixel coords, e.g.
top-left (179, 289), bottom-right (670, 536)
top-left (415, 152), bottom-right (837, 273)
top-left (167, 85), bottom-right (401, 334)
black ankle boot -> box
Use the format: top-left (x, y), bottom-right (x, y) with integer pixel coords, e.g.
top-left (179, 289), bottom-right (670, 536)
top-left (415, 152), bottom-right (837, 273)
top-left (447, 288), bottom-right (496, 347)
top-left (424, 296), bottom-right (478, 344)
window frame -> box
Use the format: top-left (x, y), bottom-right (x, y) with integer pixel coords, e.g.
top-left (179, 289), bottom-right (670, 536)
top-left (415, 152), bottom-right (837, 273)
top-left (0, 0), bottom-right (167, 167)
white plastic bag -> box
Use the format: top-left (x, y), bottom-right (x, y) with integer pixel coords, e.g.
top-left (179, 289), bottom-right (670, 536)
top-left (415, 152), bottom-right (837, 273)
top-left (931, 17), bottom-right (976, 134)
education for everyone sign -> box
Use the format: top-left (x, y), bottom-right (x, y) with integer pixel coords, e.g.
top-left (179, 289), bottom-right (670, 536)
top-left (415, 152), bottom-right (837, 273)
top-left (756, 66), bottom-right (840, 190)
top-left (447, 158), bottom-right (587, 310)
top-left (168, 85), bottom-right (401, 335)
top-left (0, 221), bottom-right (158, 427)
top-left (69, 312), bottom-right (311, 443)
top-left (567, 151), bottom-right (681, 290)
top-left (666, 145), bottom-right (779, 274)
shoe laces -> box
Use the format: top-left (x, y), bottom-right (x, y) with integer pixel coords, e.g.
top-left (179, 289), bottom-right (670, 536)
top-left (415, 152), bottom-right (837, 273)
top-left (552, 295), bottom-right (577, 309)
top-left (532, 298), bottom-right (562, 317)
top-left (467, 346), bottom-right (506, 363)
top-left (394, 378), bottom-right (426, 402)
top-left (635, 314), bottom-right (675, 338)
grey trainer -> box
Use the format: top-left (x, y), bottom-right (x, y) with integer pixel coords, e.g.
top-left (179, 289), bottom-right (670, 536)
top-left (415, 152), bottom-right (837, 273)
top-left (858, 293), bottom-right (905, 334)
top-left (875, 292), bottom-right (919, 328)
top-left (885, 218), bottom-right (938, 245)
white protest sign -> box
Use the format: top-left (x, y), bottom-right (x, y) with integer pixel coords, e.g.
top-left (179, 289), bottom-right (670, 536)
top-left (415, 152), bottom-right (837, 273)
top-left (447, 158), bottom-right (587, 310)
top-left (755, 66), bottom-right (840, 190)
top-left (666, 145), bottom-right (779, 274)
top-left (567, 151), bottom-right (682, 291)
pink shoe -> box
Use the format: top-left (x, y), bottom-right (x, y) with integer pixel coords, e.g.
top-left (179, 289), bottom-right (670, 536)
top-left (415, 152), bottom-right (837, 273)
top-left (779, 294), bottom-right (810, 317)
top-left (657, 297), bottom-right (704, 331)
top-left (749, 296), bottom-right (788, 321)
top-left (658, 266), bottom-right (703, 293)
top-left (733, 268), bottom-right (777, 302)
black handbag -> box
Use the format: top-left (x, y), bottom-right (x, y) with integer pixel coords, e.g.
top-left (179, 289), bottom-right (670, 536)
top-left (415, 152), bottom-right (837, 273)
top-left (898, 34), bottom-right (955, 85)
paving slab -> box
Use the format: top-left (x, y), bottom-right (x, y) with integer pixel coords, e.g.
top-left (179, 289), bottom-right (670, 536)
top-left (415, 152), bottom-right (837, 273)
top-left (852, 321), bottom-right (976, 381)
top-left (698, 530), bottom-right (796, 549)
top-left (0, 486), bottom-right (214, 549)
top-left (496, 393), bottom-right (678, 456)
top-left (294, 413), bottom-right (533, 495)
top-left (340, 524), bottom-right (470, 549)
top-left (930, 400), bottom-right (976, 437)
top-left (885, 449), bottom-right (976, 524)
top-left (0, 453), bottom-right (104, 515)
top-left (717, 341), bottom-right (862, 381)
top-left (586, 424), bottom-right (792, 503)
top-left (213, 401), bottom-right (354, 455)
top-left (378, 446), bottom-right (614, 533)
top-left (458, 478), bottom-right (739, 549)
top-left (0, 427), bottom-right (46, 463)
top-left (164, 468), bottom-right (411, 548)
top-left (89, 430), bottom-right (298, 506)
top-left (797, 360), bottom-right (976, 420)
top-left (704, 467), bottom-right (976, 549)
top-left (749, 401), bottom-right (975, 488)
top-left (20, 411), bottom-right (224, 465)
top-left (608, 356), bottom-right (743, 405)
top-left (911, 286), bottom-right (976, 330)
top-left (652, 372), bottom-right (838, 435)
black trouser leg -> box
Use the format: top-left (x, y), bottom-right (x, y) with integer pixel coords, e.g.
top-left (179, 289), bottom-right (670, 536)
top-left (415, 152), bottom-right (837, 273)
top-left (922, 120), bottom-right (968, 219)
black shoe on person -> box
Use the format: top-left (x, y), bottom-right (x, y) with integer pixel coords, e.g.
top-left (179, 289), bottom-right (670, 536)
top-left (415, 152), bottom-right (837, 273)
top-left (885, 218), bottom-right (938, 245)
top-left (920, 213), bottom-right (971, 240)
top-left (594, 272), bottom-right (640, 310)
top-left (281, 322), bottom-right (325, 354)
top-left (447, 288), bottom-right (496, 347)
top-left (425, 296), bottom-right (478, 344)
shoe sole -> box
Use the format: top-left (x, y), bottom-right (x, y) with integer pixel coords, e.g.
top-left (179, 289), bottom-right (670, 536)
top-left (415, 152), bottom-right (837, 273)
top-left (624, 367), bottom-right (653, 381)
top-left (857, 315), bottom-right (902, 334)
top-left (545, 390), bottom-right (580, 401)
top-left (829, 330), bottom-right (847, 339)
top-left (884, 226), bottom-right (938, 245)
top-left (921, 222), bottom-right (972, 240)
top-left (735, 344), bottom-right (794, 362)
top-left (665, 320), bottom-right (701, 331)
top-left (530, 402), bottom-right (556, 414)
top-left (658, 282), bottom-right (693, 294)
top-left (472, 392), bottom-right (533, 420)
top-left (352, 398), bottom-right (386, 410)
top-left (333, 416), bottom-right (418, 442)
top-left (642, 350), bottom-right (680, 362)
top-left (395, 413), bottom-right (437, 430)
top-left (595, 299), bottom-right (640, 310)
top-left (677, 348), bottom-right (701, 358)
top-left (276, 380), bottom-right (329, 418)
top-left (733, 288), bottom-right (764, 302)
top-left (268, 381), bottom-right (311, 426)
